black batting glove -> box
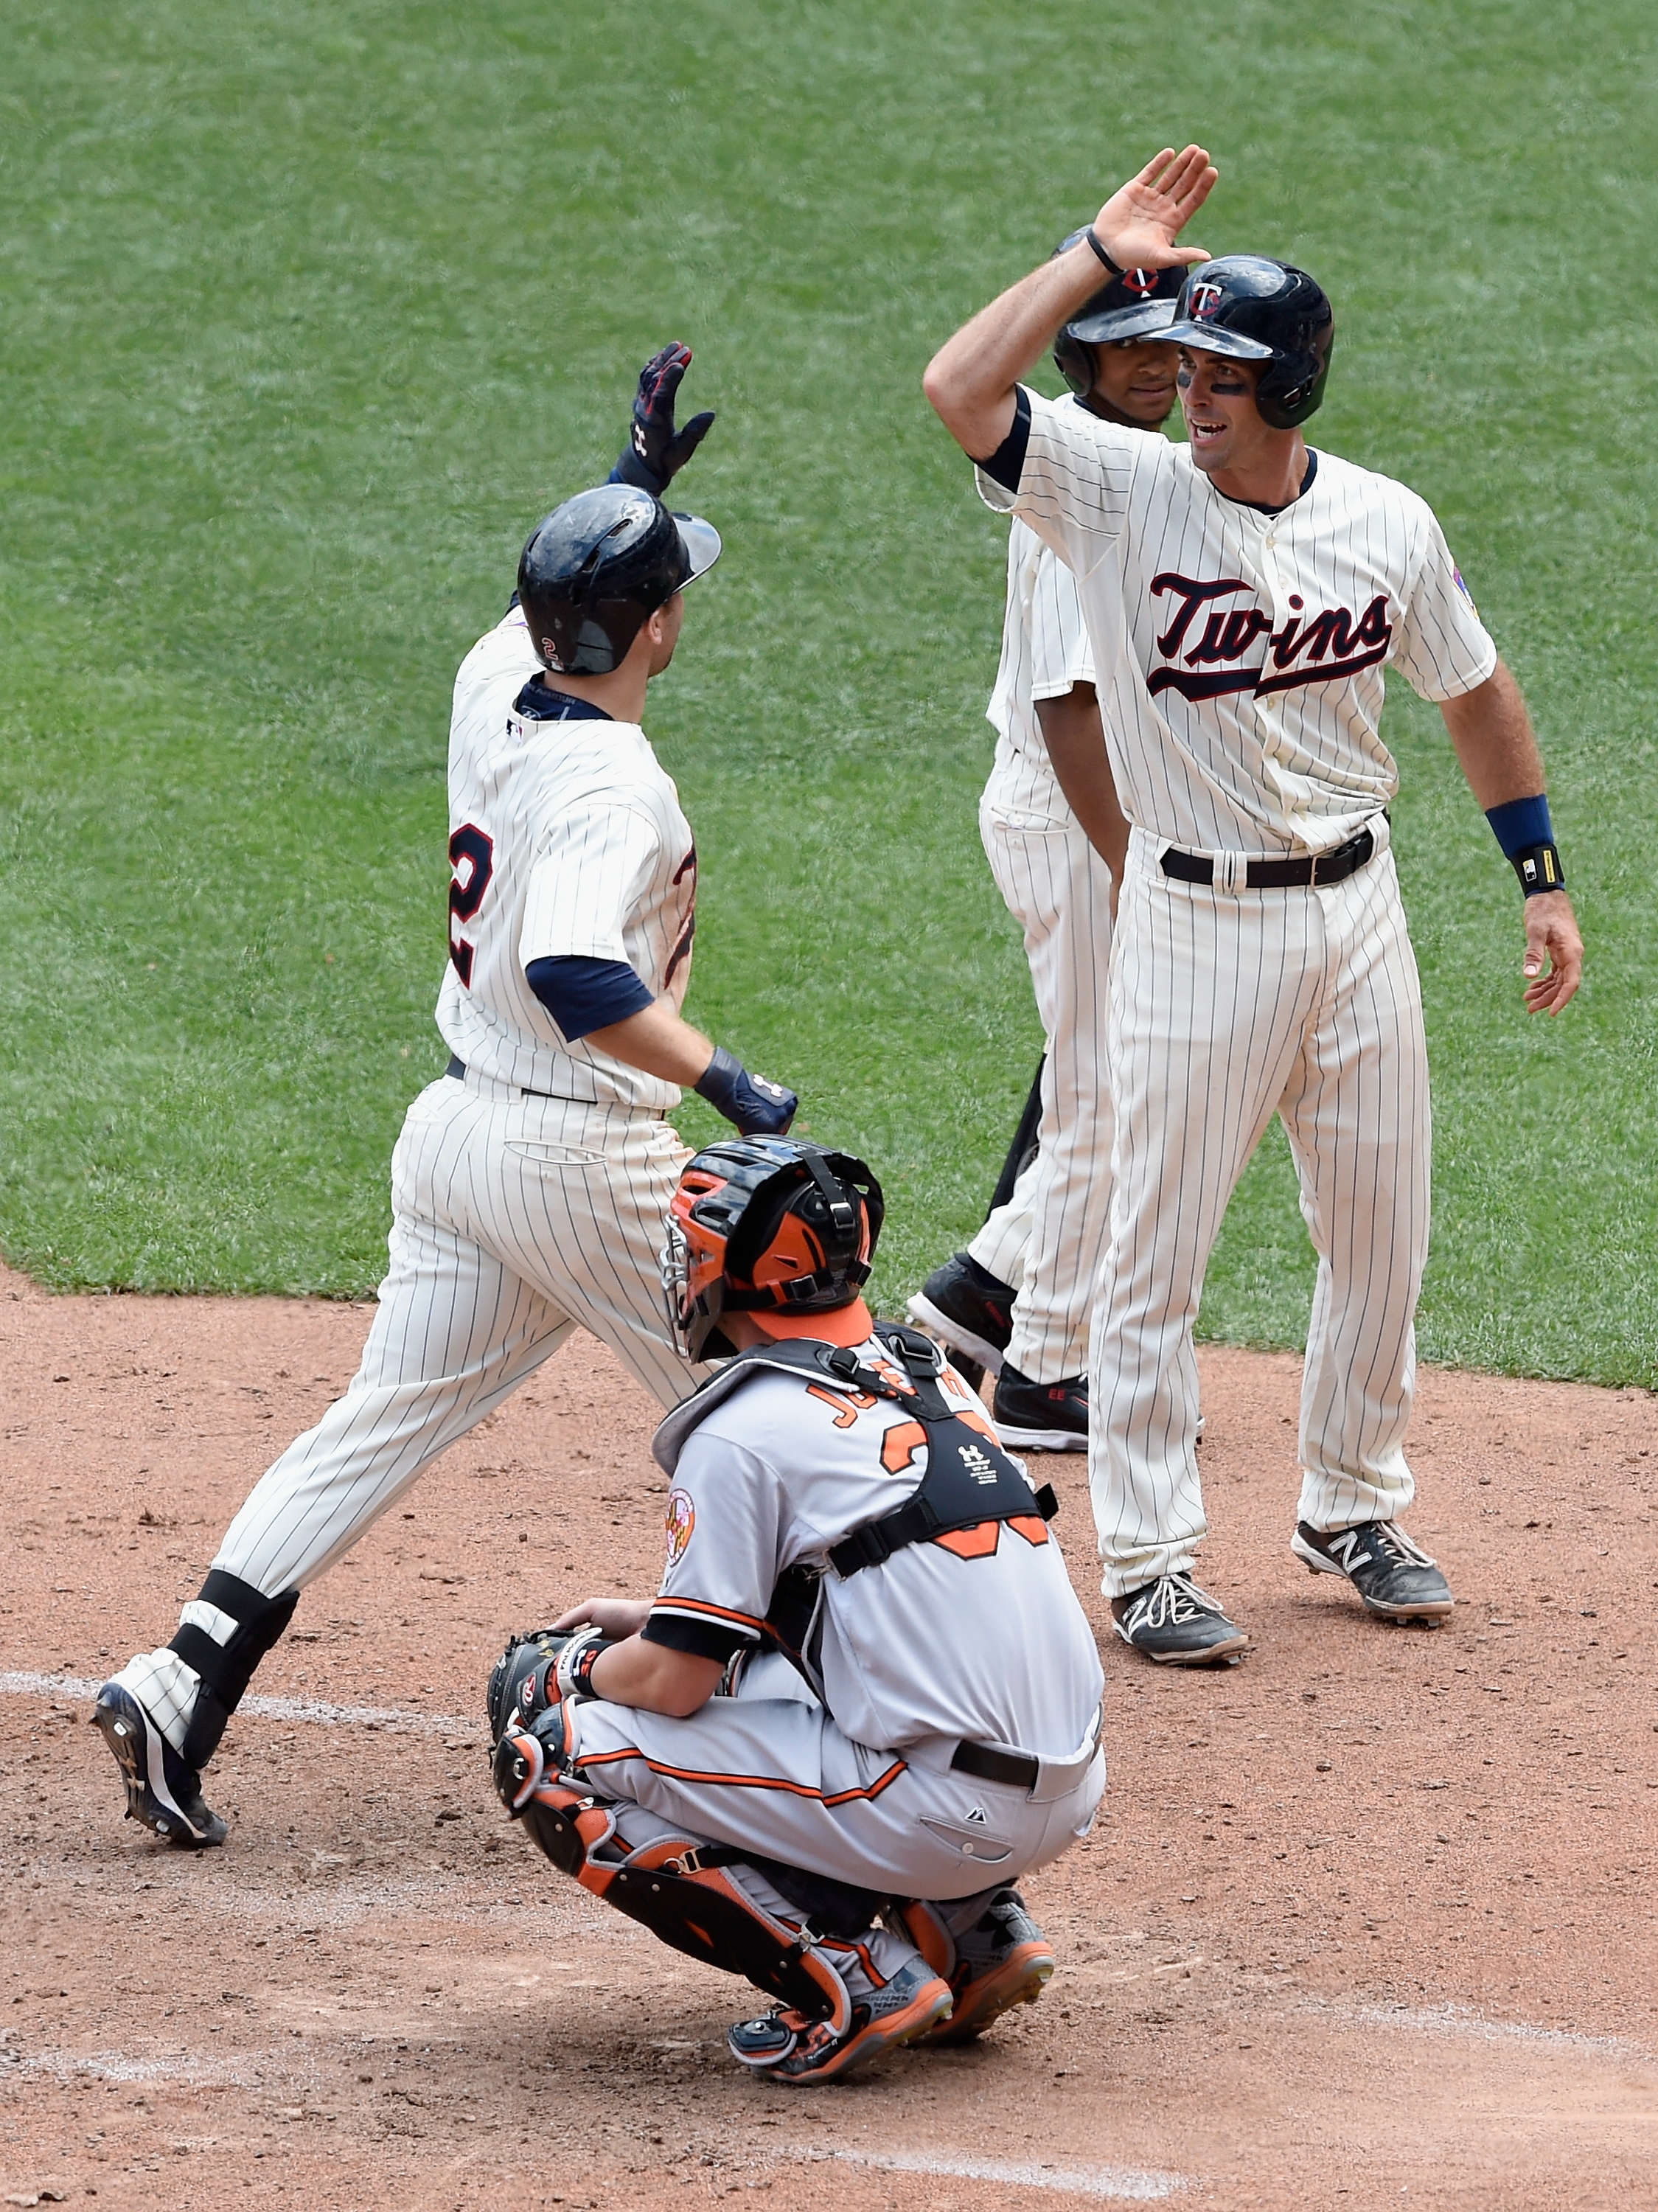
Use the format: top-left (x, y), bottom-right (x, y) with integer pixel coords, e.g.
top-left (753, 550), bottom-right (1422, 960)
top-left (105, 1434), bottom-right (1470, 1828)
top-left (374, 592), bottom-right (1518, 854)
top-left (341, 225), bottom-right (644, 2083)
top-left (694, 1046), bottom-right (798, 1136)
top-left (609, 341), bottom-right (717, 497)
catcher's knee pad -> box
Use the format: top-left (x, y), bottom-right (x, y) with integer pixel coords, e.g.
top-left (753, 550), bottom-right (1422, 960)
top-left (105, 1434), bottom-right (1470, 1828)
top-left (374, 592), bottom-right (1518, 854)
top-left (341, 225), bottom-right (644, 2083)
top-left (167, 1571), bottom-right (301, 1769)
top-left (496, 1754), bottom-right (857, 2031)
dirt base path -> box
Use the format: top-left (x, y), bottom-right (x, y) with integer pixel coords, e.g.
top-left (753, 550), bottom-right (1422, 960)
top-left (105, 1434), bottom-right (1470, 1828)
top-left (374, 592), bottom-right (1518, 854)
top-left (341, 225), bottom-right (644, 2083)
top-left (2, 1266), bottom-right (1654, 2209)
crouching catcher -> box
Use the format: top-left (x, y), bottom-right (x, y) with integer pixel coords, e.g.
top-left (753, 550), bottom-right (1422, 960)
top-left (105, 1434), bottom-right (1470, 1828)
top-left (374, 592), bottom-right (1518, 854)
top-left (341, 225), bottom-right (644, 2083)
top-left (486, 1136), bottom-right (1106, 2083)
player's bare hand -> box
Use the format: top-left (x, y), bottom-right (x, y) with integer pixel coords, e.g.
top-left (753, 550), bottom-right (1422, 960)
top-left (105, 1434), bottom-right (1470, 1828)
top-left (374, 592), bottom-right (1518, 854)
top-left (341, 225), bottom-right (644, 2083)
top-left (1521, 888), bottom-right (1582, 1014)
top-left (1092, 145), bottom-right (1217, 271)
top-left (552, 1596), bottom-right (652, 1638)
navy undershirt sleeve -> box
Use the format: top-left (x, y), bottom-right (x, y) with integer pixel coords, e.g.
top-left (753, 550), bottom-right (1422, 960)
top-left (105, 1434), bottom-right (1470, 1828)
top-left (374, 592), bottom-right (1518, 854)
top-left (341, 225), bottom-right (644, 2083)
top-left (973, 385), bottom-right (1032, 493)
top-left (640, 1611), bottom-right (751, 1663)
top-left (526, 955), bottom-right (654, 1041)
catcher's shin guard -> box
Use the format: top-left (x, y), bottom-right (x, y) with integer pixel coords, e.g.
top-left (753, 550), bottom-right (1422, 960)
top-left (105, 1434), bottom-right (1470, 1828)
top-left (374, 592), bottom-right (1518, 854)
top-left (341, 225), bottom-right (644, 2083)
top-left (491, 1716), bottom-right (857, 2032)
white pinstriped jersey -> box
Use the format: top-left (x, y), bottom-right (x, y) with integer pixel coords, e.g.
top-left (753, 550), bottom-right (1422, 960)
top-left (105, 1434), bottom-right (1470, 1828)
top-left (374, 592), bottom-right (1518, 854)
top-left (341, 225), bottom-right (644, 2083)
top-left (978, 389), bottom-right (1497, 855)
top-left (435, 608), bottom-right (697, 1110)
top-left (982, 515), bottom-right (1096, 819)
top-left (650, 1338), bottom-right (1104, 1760)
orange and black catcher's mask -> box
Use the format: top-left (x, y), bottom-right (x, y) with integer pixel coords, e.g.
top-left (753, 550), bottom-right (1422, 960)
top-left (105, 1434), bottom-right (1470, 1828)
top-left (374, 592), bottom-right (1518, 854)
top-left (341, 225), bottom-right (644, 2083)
top-left (660, 1138), bottom-right (884, 1361)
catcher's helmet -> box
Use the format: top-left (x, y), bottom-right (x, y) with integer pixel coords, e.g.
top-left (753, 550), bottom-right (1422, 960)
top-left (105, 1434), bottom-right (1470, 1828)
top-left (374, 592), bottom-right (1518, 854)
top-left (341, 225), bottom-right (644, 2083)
top-left (1161, 256), bottom-right (1335, 429)
top-left (1051, 232), bottom-right (1183, 400)
top-left (518, 483), bottom-right (722, 678)
top-left (661, 1138), bottom-right (884, 1361)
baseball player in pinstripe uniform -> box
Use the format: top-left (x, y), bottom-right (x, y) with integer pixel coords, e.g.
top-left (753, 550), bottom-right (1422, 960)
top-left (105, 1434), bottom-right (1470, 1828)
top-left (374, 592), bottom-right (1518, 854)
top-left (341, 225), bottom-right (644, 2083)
top-left (487, 1138), bottom-right (1104, 2084)
top-left (909, 251), bottom-right (1183, 1452)
top-left (925, 149), bottom-right (1583, 1662)
top-left (94, 352), bottom-right (802, 1844)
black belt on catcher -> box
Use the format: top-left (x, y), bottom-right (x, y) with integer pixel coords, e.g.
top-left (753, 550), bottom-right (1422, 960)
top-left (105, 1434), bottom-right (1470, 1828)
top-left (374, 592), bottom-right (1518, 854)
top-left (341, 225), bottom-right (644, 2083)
top-left (951, 1740), bottom-right (1039, 1790)
top-left (1159, 822), bottom-right (1376, 891)
top-left (949, 1708), bottom-right (1103, 1802)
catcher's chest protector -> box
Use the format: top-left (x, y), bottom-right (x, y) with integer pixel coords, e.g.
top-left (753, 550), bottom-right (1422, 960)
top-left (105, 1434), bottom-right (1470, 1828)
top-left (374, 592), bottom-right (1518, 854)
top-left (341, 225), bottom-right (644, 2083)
top-left (655, 1324), bottom-right (1058, 1636)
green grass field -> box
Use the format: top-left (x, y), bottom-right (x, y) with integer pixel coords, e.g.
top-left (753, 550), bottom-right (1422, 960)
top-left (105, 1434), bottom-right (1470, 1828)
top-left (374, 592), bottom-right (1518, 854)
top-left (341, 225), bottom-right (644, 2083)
top-left (1, 0), bottom-right (1654, 1383)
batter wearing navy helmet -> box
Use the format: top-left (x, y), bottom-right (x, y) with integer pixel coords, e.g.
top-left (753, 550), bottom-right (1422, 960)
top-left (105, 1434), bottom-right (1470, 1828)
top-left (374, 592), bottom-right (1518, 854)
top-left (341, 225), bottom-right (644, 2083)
top-left (94, 351), bottom-right (802, 1848)
top-left (924, 148), bottom-right (1582, 1662)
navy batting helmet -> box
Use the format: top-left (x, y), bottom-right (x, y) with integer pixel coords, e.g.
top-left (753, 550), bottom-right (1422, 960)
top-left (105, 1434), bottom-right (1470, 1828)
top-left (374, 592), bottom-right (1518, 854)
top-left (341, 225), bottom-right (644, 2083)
top-left (518, 484), bottom-right (722, 678)
top-left (1162, 256), bottom-right (1335, 429)
top-left (1051, 231), bottom-right (1183, 400)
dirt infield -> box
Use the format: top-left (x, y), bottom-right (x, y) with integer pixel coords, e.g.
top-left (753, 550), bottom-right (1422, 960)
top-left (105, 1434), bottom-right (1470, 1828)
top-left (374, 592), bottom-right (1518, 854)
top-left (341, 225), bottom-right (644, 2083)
top-left (2, 1263), bottom-right (1654, 2209)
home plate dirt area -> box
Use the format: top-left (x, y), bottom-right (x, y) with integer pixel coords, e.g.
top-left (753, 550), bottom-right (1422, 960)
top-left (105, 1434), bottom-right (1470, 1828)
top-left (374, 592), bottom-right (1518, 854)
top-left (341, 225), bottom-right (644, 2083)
top-left (1, 1265), bottom-right (1654, 2210)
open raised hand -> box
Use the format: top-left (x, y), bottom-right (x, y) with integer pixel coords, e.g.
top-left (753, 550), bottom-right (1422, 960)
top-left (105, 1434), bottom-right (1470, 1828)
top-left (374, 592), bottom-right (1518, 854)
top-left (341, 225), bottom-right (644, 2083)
top-left (1093, 145), bottom-right (1218, 271)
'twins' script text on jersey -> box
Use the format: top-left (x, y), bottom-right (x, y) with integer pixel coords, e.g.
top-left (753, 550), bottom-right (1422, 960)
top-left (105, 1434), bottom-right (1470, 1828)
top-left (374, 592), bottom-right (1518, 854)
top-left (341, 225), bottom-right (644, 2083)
top-left (437, 608), bottom-right (697, 1110)
top-left (978, 389), bottom-right (1497, 855)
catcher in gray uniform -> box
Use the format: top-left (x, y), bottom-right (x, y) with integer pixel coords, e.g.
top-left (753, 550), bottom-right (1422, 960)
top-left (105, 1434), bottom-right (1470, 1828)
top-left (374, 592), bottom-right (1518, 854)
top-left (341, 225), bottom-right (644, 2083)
top-left (487, 1135), bottom-right (1104, 2084)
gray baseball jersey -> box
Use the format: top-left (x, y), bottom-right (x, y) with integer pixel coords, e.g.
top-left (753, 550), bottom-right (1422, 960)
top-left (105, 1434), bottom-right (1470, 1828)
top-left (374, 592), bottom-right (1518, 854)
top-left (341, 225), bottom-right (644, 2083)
top-left (648, 1335), bottom-right (1104, 1761)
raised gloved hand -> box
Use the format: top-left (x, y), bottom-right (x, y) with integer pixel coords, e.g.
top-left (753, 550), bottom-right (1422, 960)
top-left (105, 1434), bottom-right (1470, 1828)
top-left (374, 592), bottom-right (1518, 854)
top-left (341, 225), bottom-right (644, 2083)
top-left (610, 342), bottom-right (717, 497)
top-left (694, 1046), bottom-right (798, 1135)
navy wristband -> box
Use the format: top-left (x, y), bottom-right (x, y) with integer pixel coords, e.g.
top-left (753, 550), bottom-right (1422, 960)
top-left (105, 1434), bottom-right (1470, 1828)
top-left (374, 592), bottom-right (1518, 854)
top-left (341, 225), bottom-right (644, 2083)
top-left (1485, 796), bottom-right (1564, 897)
top-left (1485, 794), bottom-right (1553, 857)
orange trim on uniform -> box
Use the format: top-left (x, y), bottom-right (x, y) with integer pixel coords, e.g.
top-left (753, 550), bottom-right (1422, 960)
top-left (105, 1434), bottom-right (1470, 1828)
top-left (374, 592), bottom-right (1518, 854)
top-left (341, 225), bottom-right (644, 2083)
top-left (576, 1746), bottom-right (910, 1806)
top-left (1007, 1514), bottom-right (1051, 1546)
top-left (649, 1596), bottom-right (767, 1632)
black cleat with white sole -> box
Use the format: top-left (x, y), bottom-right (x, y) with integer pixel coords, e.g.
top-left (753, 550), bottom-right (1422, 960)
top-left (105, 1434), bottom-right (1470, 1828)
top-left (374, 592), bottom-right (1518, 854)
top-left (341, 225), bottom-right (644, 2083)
top-left (905, 1253), bottom-right (1014, 1383)
top-left (992, 1364), bottom-right (1087, 1452)
top-left (1291, 1520), bottom-right (1454, 1622)
top-left (93, 1683), bottom-right (227, 1847)
top-left (1110, 1571), bottom-right (1250, 1666)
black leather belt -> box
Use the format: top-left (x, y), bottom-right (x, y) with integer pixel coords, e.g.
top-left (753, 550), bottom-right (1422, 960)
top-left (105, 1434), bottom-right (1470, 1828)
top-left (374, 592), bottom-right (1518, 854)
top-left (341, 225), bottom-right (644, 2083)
top-left (1160, 823), bottom-right (1376, 890)
top-left (951, 1739), bottom-right (1039, 1791)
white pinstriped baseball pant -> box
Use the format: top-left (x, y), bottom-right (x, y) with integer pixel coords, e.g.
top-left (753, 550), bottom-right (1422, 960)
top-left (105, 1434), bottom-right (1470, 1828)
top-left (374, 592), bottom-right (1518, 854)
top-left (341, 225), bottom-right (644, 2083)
top-left (967, 765), bottom-right (1115, 1382)
top-left (1090, 824), bottom-right (1431, 1595)
top-left (119, 1069), bottom-right (704, 1748)
top-left (209, 1069), bottom-right (701, 1598)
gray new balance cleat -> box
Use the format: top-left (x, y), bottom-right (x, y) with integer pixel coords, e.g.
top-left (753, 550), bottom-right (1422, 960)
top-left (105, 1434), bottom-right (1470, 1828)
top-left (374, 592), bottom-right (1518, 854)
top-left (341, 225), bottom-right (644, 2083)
top-left (1291, 1520), bottom-right (1454, 1622)
top-left (92, 1682), bottom-right (227, 1847)
top-left (1110, 1571), bottom-right (1250, 1666)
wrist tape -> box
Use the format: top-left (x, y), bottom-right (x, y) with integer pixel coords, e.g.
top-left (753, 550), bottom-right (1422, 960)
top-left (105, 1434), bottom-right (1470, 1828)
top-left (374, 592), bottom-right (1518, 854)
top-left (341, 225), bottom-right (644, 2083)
top-left (556, 1627), bottom-right (614, 1703)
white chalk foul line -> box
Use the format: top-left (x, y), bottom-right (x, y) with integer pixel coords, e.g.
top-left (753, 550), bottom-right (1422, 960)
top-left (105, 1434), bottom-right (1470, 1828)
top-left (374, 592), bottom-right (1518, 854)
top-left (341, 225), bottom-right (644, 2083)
top-left (814, 2150), bottom-right (1188, 2201)
top-left (0, 1669), bottom-right (477, 1738)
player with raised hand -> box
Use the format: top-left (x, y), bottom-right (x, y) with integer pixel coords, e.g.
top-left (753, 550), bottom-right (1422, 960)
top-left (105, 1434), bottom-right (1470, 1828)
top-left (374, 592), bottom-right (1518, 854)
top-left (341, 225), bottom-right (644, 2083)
top-left (93, 350), bottom-right (800, 1848)
top-left (924, 148), bottom-right (1582, 1662)
top-left (487, 1138), bottom-right (1104, 2084)
top-left (909, 246), bottom-right (1184, 1448)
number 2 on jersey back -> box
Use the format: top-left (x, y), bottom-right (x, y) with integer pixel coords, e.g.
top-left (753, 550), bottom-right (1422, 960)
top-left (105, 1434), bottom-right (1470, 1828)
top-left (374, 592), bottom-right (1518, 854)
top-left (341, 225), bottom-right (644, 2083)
top-left (448, 824), bottom-right (495, 987)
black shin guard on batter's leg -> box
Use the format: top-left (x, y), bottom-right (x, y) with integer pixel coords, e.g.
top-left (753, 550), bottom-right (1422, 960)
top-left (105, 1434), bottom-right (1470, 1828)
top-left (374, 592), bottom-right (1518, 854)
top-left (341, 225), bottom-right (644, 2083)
top-left (166, 1571), bottom-right (300, 1769)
